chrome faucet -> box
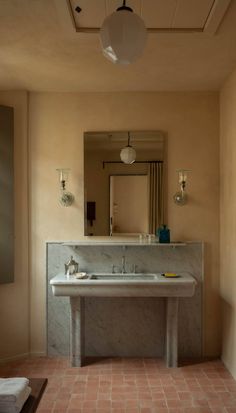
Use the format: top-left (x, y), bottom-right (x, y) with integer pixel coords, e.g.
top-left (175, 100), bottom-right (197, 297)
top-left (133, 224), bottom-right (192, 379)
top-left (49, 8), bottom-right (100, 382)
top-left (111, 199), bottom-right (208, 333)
top-left (122, 255), bottom-right (127, 274)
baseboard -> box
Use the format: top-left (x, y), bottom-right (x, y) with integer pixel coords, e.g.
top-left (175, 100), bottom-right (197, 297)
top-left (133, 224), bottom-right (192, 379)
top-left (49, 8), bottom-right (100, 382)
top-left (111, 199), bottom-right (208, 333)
top-left (29, 351), bottom-right (47, 357)
top-left (0, 353), bottom-right (30, 364)
top-left (0, 351), bottom-right (48, 364)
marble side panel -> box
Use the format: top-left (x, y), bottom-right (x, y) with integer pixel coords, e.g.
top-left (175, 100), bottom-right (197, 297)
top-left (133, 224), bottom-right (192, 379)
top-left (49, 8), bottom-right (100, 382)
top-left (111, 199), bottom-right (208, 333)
top-left (47, 243), bottom-right (203, 358)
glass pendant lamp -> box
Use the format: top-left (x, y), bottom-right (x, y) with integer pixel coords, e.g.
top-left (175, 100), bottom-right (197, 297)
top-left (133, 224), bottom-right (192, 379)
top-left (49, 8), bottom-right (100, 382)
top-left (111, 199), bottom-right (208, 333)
top-left (120, 132), bottom-right (136, 164)
top-left (100, 0), bottom-right (147, 65)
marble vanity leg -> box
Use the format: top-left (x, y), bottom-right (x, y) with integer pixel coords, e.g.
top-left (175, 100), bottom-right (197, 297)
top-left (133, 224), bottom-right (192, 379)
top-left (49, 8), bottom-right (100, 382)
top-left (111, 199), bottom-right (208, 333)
top-left (166, 297), bottom-right (179, 368)
top-left (70, 297), bottom-right (85, 367)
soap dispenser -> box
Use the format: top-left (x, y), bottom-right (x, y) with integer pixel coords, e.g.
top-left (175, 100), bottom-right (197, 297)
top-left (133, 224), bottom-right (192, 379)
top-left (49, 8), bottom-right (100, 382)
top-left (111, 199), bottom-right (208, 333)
top-left (65, 256), bottom-right (79, 276)
top-left (157, 225), bottom-right (170, 243)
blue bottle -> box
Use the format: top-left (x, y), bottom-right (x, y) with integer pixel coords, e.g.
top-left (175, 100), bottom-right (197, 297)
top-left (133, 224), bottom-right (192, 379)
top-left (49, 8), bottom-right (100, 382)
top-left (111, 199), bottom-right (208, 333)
top-left (157, 224), bottom-right (170, 243)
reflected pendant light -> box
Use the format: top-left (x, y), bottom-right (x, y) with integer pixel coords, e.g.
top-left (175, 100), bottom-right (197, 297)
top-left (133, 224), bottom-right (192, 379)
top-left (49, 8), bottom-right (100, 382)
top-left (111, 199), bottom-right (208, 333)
top-left (100, 0), bottom-right (147, 65)
top-left (120, 132), bottom-right (136, 164)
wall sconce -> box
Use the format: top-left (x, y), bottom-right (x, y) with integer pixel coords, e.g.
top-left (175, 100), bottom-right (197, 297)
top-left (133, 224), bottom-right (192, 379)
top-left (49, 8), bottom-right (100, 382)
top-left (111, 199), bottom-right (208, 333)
top-left (56, 168), bottom-right (74, 207)
top-left (120, 132), bottom-right (136, 164)
top-left (173, 169), bottom-right (190, 206)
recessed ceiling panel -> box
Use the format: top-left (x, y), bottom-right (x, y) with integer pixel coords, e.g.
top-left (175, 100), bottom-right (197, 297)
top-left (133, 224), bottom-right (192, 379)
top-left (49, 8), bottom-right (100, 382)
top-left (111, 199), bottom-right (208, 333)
top-left (70, 0), bottom-right (106, 27)
top-left (142, 0), bottom-right (177, 28)
top-left (172, 0), bottom-right (214, 28)
top-left (68, 0), bottom-right (232, 33)
top-left (70, 0), bottom-right (141, 28)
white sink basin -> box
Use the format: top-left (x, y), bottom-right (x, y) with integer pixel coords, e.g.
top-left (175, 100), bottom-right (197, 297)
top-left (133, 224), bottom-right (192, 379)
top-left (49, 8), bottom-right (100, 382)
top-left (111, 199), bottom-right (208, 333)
top-left (50, 272), bottom-right (196, 297)
top-left (90, 273), bottom-right (158, 280)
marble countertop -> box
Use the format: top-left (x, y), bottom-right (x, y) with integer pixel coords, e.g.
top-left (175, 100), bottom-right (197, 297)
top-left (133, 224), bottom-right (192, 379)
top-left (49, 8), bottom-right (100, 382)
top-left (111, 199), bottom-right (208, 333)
top-left (50, 272), bottom-right (195, 285)
top-left (50, 272), bottom-right (197, 298)
top-left (62, 241), bottom-right (187, 247)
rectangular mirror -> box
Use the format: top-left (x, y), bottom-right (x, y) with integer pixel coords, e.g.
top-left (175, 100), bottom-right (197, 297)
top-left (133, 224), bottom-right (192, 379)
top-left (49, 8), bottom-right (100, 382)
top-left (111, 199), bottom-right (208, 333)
top-left (84, 131), bottom-right (165, 236)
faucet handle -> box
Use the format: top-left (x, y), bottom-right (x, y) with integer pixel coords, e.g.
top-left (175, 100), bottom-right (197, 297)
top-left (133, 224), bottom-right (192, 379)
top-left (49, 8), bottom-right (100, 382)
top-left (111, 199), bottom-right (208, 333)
top-left (132, 264), bottom-right (138, 274)
top-left (112, 265), bottom-right (120, 274)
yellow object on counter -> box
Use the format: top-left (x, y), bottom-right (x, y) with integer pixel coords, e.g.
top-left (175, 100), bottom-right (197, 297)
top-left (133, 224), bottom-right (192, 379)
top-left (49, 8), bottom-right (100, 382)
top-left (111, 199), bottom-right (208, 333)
top-left (162, 272), bottom-right (179, 278)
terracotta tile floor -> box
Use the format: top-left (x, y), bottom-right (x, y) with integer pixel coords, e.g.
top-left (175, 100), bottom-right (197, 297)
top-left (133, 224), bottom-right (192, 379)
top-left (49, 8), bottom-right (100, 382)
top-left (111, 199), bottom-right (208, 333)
top-left (0, 357), bottom-right (236, 413)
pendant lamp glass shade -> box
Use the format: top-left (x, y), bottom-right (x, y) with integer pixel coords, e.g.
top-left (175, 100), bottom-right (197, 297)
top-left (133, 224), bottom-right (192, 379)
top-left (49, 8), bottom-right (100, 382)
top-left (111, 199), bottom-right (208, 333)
top-left (120, 132), bottom-right (136, 164)
top-left (100, 5), bottom-right (147, 65)
top-left (120, 145), bottom-right (136, 164)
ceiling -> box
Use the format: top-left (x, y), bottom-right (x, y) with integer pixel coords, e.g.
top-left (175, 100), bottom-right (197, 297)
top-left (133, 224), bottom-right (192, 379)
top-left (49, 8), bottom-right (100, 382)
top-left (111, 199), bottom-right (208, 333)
top-left (0, 0), bottom-right (236, 92)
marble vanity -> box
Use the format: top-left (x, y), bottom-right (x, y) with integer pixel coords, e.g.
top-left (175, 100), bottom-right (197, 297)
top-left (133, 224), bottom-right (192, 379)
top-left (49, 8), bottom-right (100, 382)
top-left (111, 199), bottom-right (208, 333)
top-left (51, 271), bottom-right (196, 367)
top-left (48, 240), bottom-right (203, 368)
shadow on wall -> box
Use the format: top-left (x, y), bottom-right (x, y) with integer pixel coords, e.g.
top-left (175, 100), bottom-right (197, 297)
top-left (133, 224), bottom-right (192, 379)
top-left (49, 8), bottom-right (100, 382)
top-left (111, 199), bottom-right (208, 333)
top-left (204, 242), bottom-right (221, 356)
top-left (221, 298), bottom-right (234, 367)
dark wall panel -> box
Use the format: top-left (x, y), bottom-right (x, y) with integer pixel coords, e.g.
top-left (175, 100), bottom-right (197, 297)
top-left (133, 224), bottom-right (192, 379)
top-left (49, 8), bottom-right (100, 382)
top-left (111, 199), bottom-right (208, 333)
top-left (0, 105), bottom-right (14, 284)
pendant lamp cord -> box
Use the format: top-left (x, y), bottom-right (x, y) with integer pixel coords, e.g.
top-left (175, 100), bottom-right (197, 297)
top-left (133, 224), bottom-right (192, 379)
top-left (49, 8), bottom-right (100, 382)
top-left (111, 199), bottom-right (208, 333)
top-left (128, 132), bottom-right (131, 146)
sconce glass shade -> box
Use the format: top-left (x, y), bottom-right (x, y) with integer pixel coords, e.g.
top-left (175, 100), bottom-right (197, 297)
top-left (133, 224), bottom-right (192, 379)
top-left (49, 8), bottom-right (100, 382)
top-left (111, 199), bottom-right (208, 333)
top-left (120, 145), bottom-right (136, 164)
top-left (56, 168), bottom-right (70, 186)
top-left (173, 191), bottom-right (188, 206)
top-left (60, 191), bottom-right (74, 207)
top-left (100, 9), bottom-right (147, 65)
top-left (178, 170), bottom-right (188, 184)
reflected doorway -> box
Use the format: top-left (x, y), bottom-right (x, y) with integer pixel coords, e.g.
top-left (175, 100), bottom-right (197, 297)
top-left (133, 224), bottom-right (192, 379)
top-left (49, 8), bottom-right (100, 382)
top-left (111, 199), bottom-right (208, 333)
top-left (110, 175), bottom-right (148, 235)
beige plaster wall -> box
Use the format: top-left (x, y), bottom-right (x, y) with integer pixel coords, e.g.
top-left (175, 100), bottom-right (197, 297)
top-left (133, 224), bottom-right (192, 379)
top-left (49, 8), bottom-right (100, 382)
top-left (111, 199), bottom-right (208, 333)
top-left (0, 91), bottom-right (29, 361)
top-left (220, 69), bottom-right (236, 379)
top-left (28, 92), bottom-right (220, 356)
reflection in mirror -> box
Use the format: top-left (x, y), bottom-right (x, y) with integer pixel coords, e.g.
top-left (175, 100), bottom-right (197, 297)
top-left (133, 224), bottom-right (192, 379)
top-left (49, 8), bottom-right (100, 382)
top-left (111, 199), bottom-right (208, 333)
top-left (84, 131), bottom-right (165, 236)
top-left (110, 175), bottom-right (148, 235)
